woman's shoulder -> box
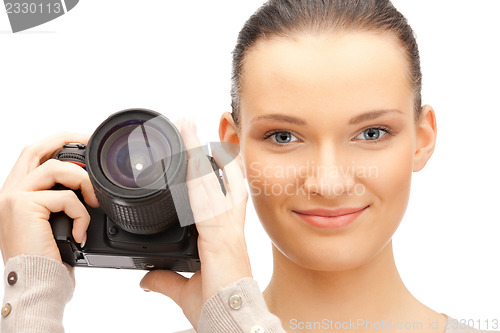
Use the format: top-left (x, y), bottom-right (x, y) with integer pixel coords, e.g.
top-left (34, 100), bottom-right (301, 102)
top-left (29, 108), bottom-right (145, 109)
top-left (444, 314), bottom-right (500, 333)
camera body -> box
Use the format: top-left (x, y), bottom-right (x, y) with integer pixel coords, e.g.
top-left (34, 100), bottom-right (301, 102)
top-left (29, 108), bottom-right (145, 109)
top-left (49, 109), bottom-right (224, 272)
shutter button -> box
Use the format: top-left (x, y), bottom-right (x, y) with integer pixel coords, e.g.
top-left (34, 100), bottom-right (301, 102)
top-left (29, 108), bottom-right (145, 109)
top-left (7, 272), bottom-right (17, 286)
top-left (228, 294), bottom-right (242, 310)
top-left (1, 303), bottom-right (11, 317)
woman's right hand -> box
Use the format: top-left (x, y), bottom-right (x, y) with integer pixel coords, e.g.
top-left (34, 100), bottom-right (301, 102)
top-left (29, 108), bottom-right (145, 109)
top-left (0, 132), bottom-right (100, 265)
top-left (139, 119), bottom-right (252, 330)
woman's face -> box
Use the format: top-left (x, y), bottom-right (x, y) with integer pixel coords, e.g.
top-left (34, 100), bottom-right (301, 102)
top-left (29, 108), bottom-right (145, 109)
top-left (233, 32), bottom-right (434, 271)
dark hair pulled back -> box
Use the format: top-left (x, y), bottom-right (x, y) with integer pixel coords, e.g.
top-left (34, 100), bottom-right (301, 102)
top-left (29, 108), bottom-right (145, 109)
top-left (230, 0), bottom-right (422, 129)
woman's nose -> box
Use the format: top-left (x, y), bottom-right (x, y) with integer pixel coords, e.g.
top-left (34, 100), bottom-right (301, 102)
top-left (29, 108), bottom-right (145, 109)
top-left (301, 146), bottom-right (356, 199)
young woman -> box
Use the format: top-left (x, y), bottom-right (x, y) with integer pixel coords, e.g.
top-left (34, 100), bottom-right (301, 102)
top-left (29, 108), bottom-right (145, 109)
top-left (0, 1), bottom-right (497, 332)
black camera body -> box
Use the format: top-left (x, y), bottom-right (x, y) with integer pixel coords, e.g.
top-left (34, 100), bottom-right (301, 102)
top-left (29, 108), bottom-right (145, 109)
top-left (49, 109), bottom-right (224, 272)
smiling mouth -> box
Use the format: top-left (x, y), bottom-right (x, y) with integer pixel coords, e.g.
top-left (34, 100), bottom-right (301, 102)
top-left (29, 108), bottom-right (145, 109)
top-left (292, 206), bottom-right (369, 229)
top-left (293, 205), bottom-right (369, 217)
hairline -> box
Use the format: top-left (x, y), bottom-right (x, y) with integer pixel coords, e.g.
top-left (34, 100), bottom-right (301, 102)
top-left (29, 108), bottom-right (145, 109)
top-left (233, 28), bottom-right (421, 132)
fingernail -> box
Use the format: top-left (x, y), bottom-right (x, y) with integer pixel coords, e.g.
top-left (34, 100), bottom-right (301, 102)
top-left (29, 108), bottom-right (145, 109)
top-left (81, 233), bottom-right (87, 248)
top-left (142, 288), bottom-right (151, 292)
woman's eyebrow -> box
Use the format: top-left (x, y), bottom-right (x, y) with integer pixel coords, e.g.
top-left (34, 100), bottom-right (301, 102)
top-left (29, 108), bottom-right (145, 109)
top-left (348, 109), bottom-right (404, 125)
top-left (251, 114), bottom-right (307, 126)
top-left (250, 109), bottom-right (404, 126)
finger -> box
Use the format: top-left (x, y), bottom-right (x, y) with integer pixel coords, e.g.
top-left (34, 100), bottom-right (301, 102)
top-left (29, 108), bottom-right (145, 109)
top-left (19, 132), bottom-right (91, 171)
top-left (181, 120), bottom-right (209, 161)
top-left (4, 132), bottom-right (91, 190)
top-left (31, 190), bottom-right (90, 244)
top-left (186, 154), bottom-right (228, 224)
top-left (173, 117), bottom-right (187, 133)
top-left (20, 159), bottom-right (99, 208)
top-left (180, 121), bottom-right (228, 221)
top-left (211, 145), bottom-right (248, 207)
top-left (183, 122), bottom-right (226, 193)
top-left (140, 270), bottom-right (188, 306)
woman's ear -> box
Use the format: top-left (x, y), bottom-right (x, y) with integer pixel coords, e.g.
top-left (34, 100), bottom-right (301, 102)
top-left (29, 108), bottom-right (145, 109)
top-left (413, 104), bottom-right (437, 172)
top-left (219, 112), bottom-right (240, 145)
top-left (218, 112), bottom-right (245, 178)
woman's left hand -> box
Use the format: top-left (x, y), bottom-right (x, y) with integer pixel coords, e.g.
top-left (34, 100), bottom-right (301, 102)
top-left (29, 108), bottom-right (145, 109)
top-left (139, 118), bottom-right (252, 329)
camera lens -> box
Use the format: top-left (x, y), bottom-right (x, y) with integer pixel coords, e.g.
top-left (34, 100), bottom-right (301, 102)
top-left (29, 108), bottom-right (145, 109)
top-left (100, 124), bottom-right (171, 189)
top-left (86, 109), bottom-right (192, 235)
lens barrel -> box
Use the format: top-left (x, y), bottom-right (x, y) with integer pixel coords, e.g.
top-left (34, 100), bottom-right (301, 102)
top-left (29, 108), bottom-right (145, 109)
top-left (86, 109), bottom-right (191, 235)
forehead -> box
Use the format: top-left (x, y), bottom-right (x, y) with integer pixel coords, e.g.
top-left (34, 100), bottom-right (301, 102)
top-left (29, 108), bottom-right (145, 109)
top-left (239, 31), bottom-right (414, 122)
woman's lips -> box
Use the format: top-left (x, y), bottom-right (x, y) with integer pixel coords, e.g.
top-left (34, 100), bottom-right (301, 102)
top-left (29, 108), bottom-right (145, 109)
top-left (293, 205), bottom-right (369, 229)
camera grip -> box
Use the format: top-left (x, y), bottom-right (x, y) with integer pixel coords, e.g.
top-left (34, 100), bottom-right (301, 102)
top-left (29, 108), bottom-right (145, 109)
top-left (50, 211), bottom-right (74, 242)
top-left (50, 211), bottom-right (82, 265)
top-left (48, 182), bottom-right (85, 266)
top-left (48, 143), bottom-right (87, 246)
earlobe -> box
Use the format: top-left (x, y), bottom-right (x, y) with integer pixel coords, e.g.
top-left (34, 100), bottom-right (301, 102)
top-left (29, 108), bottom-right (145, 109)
top-left (219, 112), bottom-right (240, 145)
top-left (413, 105), bottom-right (437, 172)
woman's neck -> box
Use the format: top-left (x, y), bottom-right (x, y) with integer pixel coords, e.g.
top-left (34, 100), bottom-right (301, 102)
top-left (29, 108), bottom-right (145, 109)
top-left (262, 240), bottom-right (446, 332)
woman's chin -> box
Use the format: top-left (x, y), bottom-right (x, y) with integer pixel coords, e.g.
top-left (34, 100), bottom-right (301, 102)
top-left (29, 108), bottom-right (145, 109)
top-left (274, 237), bottom-right (377, 272)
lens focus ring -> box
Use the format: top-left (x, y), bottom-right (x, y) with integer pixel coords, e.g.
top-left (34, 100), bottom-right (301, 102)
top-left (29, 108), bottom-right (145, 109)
top-left (94, 181), bottom-right (190, 234)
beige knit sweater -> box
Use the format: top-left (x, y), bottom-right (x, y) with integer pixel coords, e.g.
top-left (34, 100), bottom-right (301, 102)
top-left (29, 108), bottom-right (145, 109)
top-left (1, 255), bottom-right (498, 333)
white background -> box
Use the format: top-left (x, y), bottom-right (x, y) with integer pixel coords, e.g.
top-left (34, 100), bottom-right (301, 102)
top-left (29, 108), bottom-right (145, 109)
top-left (0, 1), bottom-right (499, 332)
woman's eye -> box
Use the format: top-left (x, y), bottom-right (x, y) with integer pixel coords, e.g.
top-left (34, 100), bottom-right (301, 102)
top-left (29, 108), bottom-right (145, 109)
top-left (264, 131), bottom-right (300, 145)
top-left (355, 127), bottom-right (391, 142)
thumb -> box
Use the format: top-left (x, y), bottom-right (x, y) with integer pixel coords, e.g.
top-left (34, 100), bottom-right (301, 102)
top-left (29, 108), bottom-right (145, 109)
top-left (140, 270), bottom-right (188, 306)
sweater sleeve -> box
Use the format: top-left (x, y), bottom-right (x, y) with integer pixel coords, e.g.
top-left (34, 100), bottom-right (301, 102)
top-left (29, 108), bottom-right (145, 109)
top-left (196, 277), bottom-right (286, 333)
top-left (1, 255), bottom-right (75, 333)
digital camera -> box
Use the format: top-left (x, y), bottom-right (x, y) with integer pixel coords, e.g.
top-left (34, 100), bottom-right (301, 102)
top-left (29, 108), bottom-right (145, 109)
top-left (49, 108), bottom-right (226, 272)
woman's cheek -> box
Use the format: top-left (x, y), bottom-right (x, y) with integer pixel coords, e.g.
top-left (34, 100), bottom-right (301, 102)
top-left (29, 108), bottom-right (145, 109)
top-left (245, 152), bottom-right (299, 199)
top-left (358, 141), bottom-right (414, 233)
